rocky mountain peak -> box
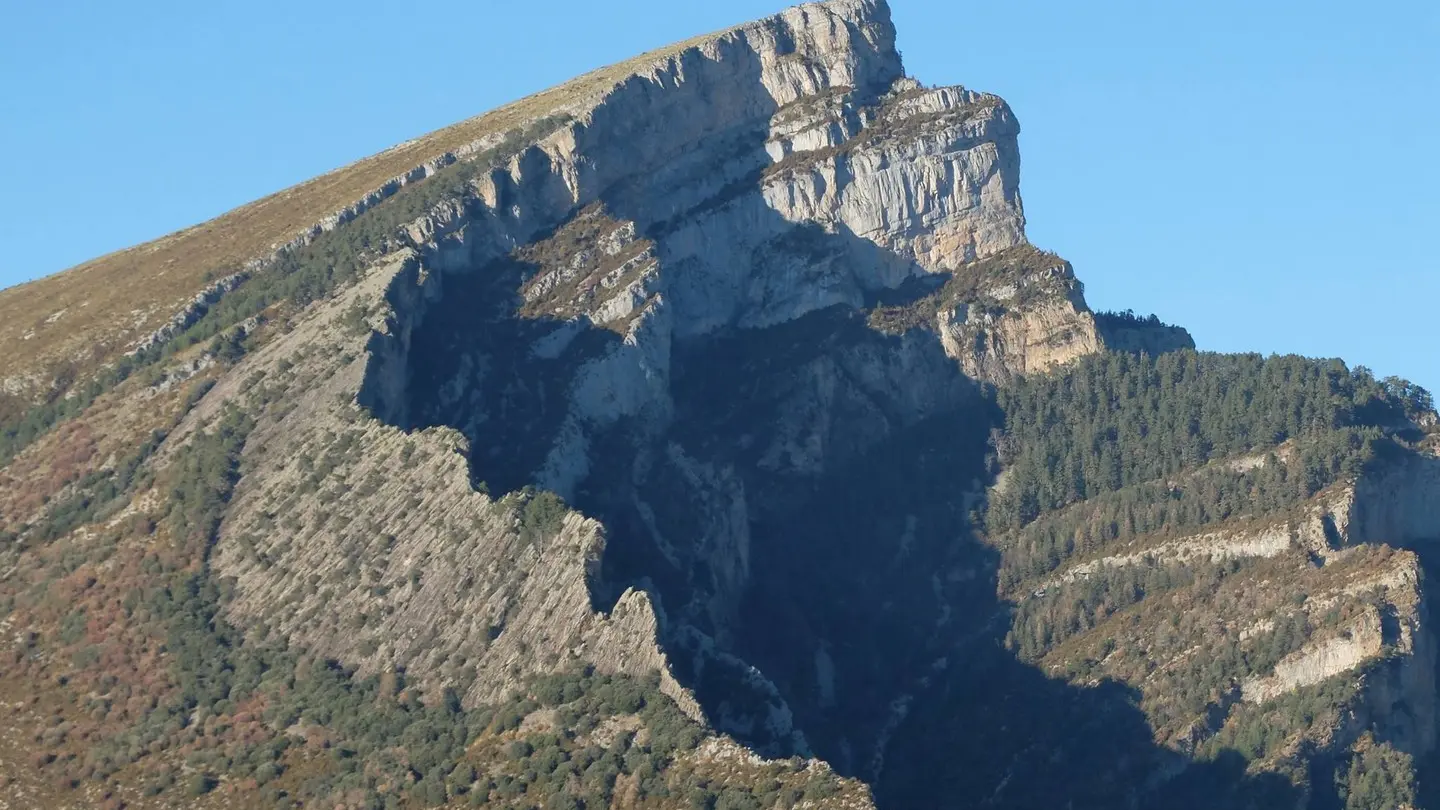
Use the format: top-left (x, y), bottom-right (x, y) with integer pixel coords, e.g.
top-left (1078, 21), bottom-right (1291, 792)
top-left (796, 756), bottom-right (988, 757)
top-left (9, 3), bottom-right (1437, 810)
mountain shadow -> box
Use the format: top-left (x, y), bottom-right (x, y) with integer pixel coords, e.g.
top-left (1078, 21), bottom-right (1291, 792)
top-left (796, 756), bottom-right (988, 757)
top-left (379, 35), bottom-right (1308, 810)
top-left (392, 236), bottom-right (1309, 809)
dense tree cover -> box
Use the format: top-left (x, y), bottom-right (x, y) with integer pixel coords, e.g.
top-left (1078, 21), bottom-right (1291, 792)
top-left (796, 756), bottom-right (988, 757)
top-left (519, 487), bottom-right (570, 547)
top-left (1007, 555), bottom-right (1371, 744)
top-left (995, 427), bottom-right (1381, 590)
top-left (988, 351), bottom-right (1433, 665)
top-left (80, 408), bottom-right (260, 782)
top-left (168, 408), bottom-right (253, 546)
top-left (1200, 674), bottom-right (1362, 765)
top-left (1007, 561), bottom-right (1199, 661)
top-left (1339, 737), bottom-right (1418, 810)
top-left (1093, 309), bottom-right (1166, 329)
top-left (454, 668), bottom-right (848, 809)
top-left (980, 349), bottom-right (1436, 806)
top-left (989, 351), bottom-right (1419, 535)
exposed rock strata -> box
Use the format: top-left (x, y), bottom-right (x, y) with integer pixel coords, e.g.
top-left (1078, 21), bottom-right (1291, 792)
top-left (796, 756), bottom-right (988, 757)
top-left (174, 0), bottom-right (1439, 806)
top-left (201, 0), bottom-right (1102, 781)
top-left (185, 253), bottom-right (696, 716)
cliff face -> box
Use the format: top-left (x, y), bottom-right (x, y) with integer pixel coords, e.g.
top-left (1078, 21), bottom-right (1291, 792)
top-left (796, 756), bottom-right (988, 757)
top-left (7, 2), bottom-right (1440, 809)
top-left (199, 0), bottom-right (1185, 790)
top-left (221, 0), bottom-right (1013, 753)
top-left (357, 0), bottom-right (1048, 497)
top-left (173, 0), bottom-right (1429, 803)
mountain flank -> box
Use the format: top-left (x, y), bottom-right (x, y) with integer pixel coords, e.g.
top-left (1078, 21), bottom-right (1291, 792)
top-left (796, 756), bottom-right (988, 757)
top-left (0, 2), bottom-right (1436, 809)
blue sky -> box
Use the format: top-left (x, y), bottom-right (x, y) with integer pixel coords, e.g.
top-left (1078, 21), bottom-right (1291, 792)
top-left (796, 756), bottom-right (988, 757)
top-left (2, 1), bottom-right (1436, 389)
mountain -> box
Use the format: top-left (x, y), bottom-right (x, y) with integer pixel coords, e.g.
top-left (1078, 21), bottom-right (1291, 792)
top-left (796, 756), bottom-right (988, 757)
top-left (1, 1), bottom-right (1436, 808)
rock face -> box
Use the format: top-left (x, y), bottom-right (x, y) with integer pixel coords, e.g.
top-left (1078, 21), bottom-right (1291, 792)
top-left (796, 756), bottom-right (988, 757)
top-left (206, 0), bottom-right (1171, 780)
top-left (1348, 451), bottom-right (1440, 546)
top-left (1242, 605), bottom-right (1391, 704)
top-left (185, 251), bottom-right (697, 715)
top-left (357, 0), bottom-right (1189, 501)
top-left (24, 1), bottom-right (1440, 808)
top-left (197, 0), bottom-right (1043, 746)
top-left (932, 250), bottom-right (1103, 381)
top-left (357, 0), bottom-right (1059, 500)
top-left (151, 1), bottom-right (1440, 805)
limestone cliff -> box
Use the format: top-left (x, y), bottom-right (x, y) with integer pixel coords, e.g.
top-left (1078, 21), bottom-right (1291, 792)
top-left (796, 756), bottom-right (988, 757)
top-left (189, 0), bottom-right (1157, 783)
top-left (10, 2), bottom-right (1438, 809)
top-left (191, 0), bottom-right (1040, 756)
top-left (197, 0), bottom-right (1207, 782)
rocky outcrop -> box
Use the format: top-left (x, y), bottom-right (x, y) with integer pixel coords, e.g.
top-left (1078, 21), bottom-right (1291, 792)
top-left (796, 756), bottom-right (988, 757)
top-left (1241, 607), bottom-right (1389, 704)
top-left (865, 245), bottom-right (1193, 384)
top-left (182, 0), bottom-right (1058, 778)
top-left (1033, 524), bottom-right (1293, 595)
top-left (1096, 315), bottom-right (1196, 357)
top-left (169, 0), bottom-right (1403, 801)
top-left (196, 0), bottom-right (1028, 724)
top-left (343, 0), bottom-right (1059, 517)
top-left (178, 254), bottom-right (684, 714)
top-left (1346, 449), bottom-right (1440, 547)
top-left (936, 259), bottom-right (1102, 382)
top-left (126, 271), bottom-right (249, 357)
top-left (1238, 551), bottom-right (1438, 754)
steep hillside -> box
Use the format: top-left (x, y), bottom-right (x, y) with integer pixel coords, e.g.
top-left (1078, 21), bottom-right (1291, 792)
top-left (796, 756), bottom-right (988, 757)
top-left (1, 2), bottom-right (1436, 810)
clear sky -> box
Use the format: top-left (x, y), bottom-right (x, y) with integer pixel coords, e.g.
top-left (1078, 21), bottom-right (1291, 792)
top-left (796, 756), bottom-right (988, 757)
top-left (2, 1), bottom-right (1436, 389)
